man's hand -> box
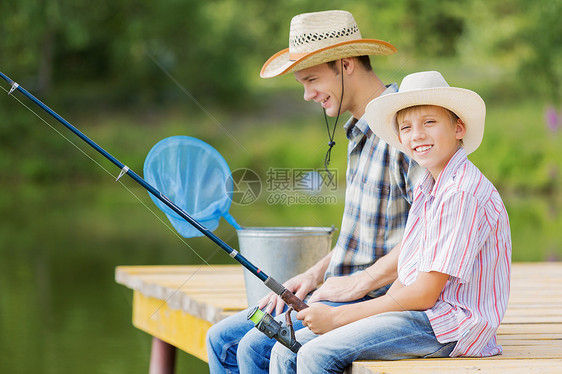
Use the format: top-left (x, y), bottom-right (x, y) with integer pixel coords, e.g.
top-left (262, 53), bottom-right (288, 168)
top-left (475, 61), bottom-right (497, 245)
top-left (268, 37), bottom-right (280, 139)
top-left (309, 242), bottom-right (402, 303)
top-left (256, 251), bottom-right (332, 315)
top-left (308, 272), bottom-right (373, 303)
top-left (257, 271), bottom-right (319, 316)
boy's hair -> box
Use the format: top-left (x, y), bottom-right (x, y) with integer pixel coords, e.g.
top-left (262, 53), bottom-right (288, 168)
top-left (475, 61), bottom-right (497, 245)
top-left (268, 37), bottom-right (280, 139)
top-left (326, 55), bottom-right (373, 73)
top-left (396, 105), bottom-right (464, 146)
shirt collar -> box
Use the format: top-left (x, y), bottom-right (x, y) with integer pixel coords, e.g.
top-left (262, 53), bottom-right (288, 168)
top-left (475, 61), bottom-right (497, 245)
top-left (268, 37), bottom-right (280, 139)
top-left (344, 83), bottom-right (399, 141)
top-left (419, 148), bottom-right (468, 197)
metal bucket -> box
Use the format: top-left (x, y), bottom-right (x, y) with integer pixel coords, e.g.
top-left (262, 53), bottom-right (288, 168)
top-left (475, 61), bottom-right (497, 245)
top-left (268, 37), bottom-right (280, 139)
top-left (237, 226), bottom-right (335, 306)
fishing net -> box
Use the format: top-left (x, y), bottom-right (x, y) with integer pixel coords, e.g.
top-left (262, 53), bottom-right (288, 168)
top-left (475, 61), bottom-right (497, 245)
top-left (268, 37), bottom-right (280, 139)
top-left (143, 136), bottom-right (240, 238)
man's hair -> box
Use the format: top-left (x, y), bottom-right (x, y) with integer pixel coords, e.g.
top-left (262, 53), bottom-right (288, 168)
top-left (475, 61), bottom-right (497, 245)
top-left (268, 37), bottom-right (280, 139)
top-left (326, 55), bottom-right (373, 73)
top-left (396, 105), bottom-right (464, 146)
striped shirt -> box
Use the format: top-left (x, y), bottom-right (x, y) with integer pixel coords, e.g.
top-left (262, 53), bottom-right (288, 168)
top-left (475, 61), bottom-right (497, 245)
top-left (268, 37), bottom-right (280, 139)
top-left (398, 149), bottom-right (512, 357)
top-left (325, 84), bottom-right (423, 297)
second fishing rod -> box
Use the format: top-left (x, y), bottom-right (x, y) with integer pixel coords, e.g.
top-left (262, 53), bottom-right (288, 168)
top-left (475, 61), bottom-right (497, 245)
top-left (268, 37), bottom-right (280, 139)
top-left (0, 71), bottom-right (307, 353)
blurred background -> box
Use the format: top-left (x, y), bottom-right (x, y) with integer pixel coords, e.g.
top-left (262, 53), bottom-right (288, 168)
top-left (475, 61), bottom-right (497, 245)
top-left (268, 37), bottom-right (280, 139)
top-left (0, 0), bottom-right (560, 372)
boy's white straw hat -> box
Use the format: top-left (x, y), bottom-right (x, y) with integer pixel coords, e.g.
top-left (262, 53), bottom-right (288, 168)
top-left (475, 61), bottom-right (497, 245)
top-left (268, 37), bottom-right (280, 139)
top-left (260, 10), bottom-right (397, 78)
top-left (365, 71), bottom-right (486, 155)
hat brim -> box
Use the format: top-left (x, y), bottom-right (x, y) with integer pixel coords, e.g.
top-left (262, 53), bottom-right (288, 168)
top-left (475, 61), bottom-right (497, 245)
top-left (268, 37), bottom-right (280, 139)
top-left (260, 39), bottom-right (397, 78)
top-left (364, 87), bottom-right (486, 155)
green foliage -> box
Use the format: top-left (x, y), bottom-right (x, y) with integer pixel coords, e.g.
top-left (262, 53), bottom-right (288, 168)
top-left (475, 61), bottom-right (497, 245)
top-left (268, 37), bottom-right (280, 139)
top-left (1, 0), bottom-right (257, 106)
top-left (470, 100), bottom-right (561, 195)
top-left (517, 0), bottom-right (562, 102)
top-left (402, 0), bottom-right (467, 57)
top-left (1, 0), bottom-right (559, 104)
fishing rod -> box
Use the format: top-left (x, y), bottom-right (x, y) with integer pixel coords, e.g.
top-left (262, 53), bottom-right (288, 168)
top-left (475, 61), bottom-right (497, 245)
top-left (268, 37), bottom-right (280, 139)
top-left (1, 71), bottom-right (307, 351)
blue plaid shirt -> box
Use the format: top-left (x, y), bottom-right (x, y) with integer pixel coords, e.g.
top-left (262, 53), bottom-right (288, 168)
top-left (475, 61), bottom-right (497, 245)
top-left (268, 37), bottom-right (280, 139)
top-left (324, 84), bottom-right (423, 296)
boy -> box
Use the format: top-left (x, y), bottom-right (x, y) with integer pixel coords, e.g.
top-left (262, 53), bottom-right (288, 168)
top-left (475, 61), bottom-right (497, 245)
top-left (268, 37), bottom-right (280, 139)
top-left (206, 10), bottom-right (422, 373)
top-left (269, 71), bottom-right (512, 373)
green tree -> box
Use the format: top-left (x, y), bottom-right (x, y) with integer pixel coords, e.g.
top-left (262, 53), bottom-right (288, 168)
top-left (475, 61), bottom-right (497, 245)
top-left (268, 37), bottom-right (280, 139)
top-left (402, 0), bottom-right (466, 57)
top-left (518, 0), bottom-right (562, 103)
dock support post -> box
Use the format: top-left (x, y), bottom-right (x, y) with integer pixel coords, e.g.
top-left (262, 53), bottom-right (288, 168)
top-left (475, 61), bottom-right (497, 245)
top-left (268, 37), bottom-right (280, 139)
top-left (149, 337), bottom-right (177, 374)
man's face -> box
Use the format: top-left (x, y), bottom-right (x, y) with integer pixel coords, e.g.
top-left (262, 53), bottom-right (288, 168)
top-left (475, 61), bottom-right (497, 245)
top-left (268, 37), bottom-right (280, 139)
top-left (294, 63), bottom-right (344, 117)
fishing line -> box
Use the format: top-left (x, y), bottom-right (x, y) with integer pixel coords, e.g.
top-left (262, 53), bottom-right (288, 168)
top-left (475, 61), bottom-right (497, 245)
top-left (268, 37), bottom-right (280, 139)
top-left (148, 265), bottom-right (204, 319)
top-left (0, 83), bottom-right (212, 268)
top-left (2, 71), bottom-right (310, 356)
top-left (145, 49), bottom-right (249, 155)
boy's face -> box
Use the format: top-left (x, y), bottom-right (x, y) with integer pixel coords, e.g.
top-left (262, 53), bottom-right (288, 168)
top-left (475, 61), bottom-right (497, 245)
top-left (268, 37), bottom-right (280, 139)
top-left (294, 62), bottom-right (346, 117)
top-left (397, 105), bottom-right (466, 179)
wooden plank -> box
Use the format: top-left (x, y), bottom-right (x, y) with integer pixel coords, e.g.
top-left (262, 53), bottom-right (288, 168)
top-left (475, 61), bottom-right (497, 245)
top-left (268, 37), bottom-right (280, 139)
top-left (497, 323), bottom-right (562, 334)
top-left (349, 359), bottom-right (562, 374)
top-left (116, 265), bottom-right (247, 324)
top-left (509, 290), bottom-right (562, 296)
top-left (502, 315), bottom-right (562, 324)
top-left (504, 309), bottom-right (562, 317)
top-left (499, 339), bottom-right (562, 346)
top-left (498, 333), bottom-right (562, 342)
top-left (498, 345), bottom-right (562, 359)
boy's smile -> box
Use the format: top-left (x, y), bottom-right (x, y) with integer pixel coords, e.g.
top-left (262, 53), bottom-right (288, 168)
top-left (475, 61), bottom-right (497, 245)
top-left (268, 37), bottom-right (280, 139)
top-left (397, 105), bottom-right (466, 179)
top-left (295, 63), bottom-right (345, 117)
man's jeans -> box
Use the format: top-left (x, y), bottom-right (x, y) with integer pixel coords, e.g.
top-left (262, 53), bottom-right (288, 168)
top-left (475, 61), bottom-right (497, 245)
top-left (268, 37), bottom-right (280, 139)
top-left (206, 307), bottom-right (296, 373)
top-left (206, 298), bottom-right (372, 374)
top-left (269, 310), bottom-right (456, 374)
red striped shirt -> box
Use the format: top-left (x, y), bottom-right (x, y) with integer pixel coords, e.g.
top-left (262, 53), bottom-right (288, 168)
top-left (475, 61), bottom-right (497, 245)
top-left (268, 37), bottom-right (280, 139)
top-left (398, 149), bottom-right (512, 357)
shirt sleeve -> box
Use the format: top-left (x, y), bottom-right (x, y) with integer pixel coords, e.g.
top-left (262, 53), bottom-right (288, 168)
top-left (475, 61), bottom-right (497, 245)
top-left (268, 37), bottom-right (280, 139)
top-left (418, 191), bottom-right (487, 282)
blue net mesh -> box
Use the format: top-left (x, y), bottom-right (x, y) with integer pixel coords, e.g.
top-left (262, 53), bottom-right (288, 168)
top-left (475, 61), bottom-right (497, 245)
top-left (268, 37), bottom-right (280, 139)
top-left (143, 136), bottom-right (240, 238)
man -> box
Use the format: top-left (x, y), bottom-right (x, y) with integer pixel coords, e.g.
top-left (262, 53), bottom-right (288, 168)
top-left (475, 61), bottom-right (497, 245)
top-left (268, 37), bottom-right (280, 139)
top-left (206, 10), bottom-right (422, 373)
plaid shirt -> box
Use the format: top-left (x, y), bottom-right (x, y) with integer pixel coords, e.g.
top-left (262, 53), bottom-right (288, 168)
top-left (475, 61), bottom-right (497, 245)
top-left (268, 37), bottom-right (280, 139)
top-left (324, 84), bottom-right (423, 297)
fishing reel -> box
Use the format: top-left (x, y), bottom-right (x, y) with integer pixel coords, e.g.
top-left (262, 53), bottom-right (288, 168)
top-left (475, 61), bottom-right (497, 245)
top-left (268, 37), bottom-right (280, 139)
top-left (247, 305), bottom-right (302, 353)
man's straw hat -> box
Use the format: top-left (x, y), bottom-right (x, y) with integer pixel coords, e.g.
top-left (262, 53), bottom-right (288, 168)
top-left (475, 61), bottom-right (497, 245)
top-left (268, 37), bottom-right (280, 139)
top-left (260, 10), bottom-right (397, 78)
top-left (365, 71), bottom-right (486, 155)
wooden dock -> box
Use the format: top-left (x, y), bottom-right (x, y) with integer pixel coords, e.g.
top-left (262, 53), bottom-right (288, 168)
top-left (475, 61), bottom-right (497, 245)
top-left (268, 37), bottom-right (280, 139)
top-left (115, 262), bottom-right (562, 373)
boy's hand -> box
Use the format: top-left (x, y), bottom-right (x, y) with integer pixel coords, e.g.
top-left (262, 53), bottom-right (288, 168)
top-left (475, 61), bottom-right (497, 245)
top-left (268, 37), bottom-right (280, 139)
top-left (296, 303), bottom-right (342, 334)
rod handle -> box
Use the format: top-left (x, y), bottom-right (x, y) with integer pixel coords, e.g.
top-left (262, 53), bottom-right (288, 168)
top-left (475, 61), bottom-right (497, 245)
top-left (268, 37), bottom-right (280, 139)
top-left (264, 276), bottom-right (308, 311)
top-left (281, 289), bottom-right (308, 311)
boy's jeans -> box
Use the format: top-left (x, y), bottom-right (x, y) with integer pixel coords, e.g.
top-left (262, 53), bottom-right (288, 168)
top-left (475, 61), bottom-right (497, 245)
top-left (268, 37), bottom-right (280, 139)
top-left (206, 298), bottom-right (372, 374)
top-left (270, 310), bottom-right (456, 374)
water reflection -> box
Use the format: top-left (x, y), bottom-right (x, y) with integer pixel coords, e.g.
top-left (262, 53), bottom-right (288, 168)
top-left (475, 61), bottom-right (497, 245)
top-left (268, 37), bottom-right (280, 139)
top-left (0, 184), bottom-right (217, 373)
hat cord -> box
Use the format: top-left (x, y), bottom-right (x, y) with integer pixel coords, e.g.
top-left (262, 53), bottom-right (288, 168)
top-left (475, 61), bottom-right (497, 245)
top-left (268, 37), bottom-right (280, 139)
top-left (322, 59), bottom-right (344, 179)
